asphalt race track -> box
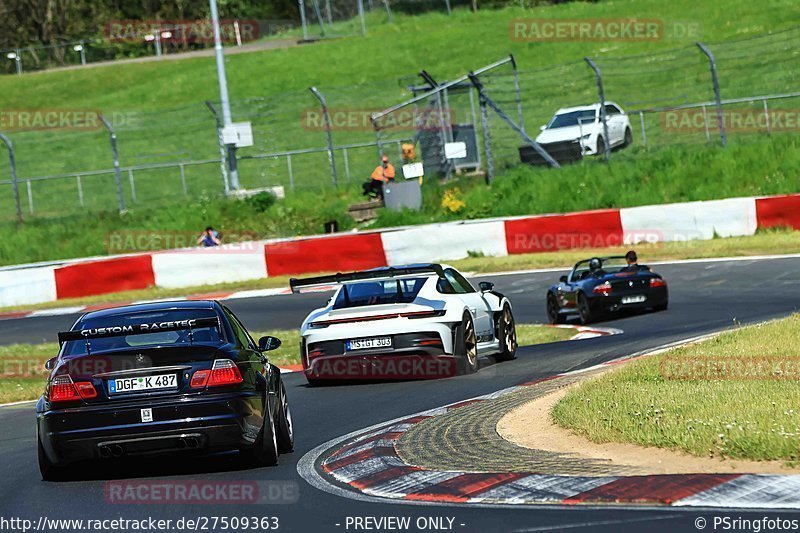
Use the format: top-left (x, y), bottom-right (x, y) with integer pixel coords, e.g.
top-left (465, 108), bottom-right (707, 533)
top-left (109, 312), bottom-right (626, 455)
top-left (1, 256), bottom-right (800, 532)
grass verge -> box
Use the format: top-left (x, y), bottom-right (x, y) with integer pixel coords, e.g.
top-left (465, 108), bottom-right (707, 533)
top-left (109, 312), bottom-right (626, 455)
top-left (552, 314), bottom-right (800, 463)
top-left (3, 227), bottom-right (798, 314)
top-left (0, 324), bottom-right (570, 404)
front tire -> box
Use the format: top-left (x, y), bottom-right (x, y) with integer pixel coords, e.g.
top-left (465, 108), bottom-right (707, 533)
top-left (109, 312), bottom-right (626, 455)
top-left (596, 136), bottom-right (606, 156)
top-left (495, 304), bottom-right (517, 362)
top-left (454, 312), bottom-right (479, 374)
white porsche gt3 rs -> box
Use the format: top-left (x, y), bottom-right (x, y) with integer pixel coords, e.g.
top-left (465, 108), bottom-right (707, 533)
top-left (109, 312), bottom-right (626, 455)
top-left (290, 264), bottom-right (517, 384)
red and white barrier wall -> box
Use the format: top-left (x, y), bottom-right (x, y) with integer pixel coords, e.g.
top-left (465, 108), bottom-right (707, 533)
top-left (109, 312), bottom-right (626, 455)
top-left (3, 193), bottom-right (800, 308)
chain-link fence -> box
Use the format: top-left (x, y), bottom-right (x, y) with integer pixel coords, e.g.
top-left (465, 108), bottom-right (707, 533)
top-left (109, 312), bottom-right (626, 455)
top-left (2, 25), bottom-right (799, 222)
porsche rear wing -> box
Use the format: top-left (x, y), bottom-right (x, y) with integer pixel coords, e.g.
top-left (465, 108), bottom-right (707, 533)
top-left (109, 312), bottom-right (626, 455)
top-left (58, 316), bottom-right (222, 344)
top-left (290, 265), bottom-right (444, 294)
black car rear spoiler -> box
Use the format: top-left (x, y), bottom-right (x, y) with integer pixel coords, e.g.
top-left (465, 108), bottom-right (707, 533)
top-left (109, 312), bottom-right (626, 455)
top-left (58, 316), bottom-right (221, 344)
top-left (290, 265), bottom-right (444, 294)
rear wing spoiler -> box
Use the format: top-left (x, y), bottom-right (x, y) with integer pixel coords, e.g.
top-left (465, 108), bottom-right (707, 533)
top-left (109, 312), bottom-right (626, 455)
top-left (58, 316), bottom-right (221, 344)
top-left (290, 265), bottom-right (444, 294)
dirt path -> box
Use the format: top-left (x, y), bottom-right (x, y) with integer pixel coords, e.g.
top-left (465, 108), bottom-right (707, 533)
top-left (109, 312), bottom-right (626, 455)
top-left (498, 383), bottom-right (798, 475)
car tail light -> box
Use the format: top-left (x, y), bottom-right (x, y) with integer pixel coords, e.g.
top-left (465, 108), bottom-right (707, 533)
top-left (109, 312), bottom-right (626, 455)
top-left (207, 359), bottom-right (243, 387)
top-left (650, 278), bottom-right (666, 288)
top-left (593, 281), bottom-right (612, 296)
top-left (49, 375), bottom-right (96, 403)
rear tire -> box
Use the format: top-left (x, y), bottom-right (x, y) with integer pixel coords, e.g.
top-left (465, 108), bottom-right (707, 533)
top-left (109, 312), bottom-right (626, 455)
top-left (38, 436), bottom-right (66, 482)
top-left (454, 313), bottom-right (479, 374)
top-left (578, 293), bottom-right (593, 325)
top-left (546, 293), bottom-right (565, 324)
top-left (623, 127), bottom-right (633, 148)
top-left (242, 403), bottom-right (279, 467)
top-left (275, 382), bottom-right (294, 454)
top-left (495, 304), bottom-right (517, 362)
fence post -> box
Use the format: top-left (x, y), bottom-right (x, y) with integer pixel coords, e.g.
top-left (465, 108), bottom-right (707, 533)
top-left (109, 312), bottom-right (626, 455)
top-left (383, 0), bottom-right (393, 23)
top-left (14, 49), bottom-right (22, 75)
top-left (76, 175), bottom-right (84, 207)
top-left (128, 168), bottom-right (137, 203)
top-left (443, 0), bottom-right (452, 16)
top-left (584, 57), bottom-right (611, 162)
top-left (26, 180), bottom-right (33, 214)
top-left (205, 100), bottom-right (230, 195)
top-left (638, 112), bottom-right (647, 147)
top-left (309, 87), bottom-right (338, 188)
top-left (357, 0), bottom-right (366, 35)
top-left (478, 96), bottom-right (494, 185)
top-left (510, 54), bottom-right (524, 132)
top-left (696, 42), bottom-right (727, 148)
top-left (763, 98), bottom-right (771, 135)
top-left (286, 154), bottom-right (294, 191)
top-left (343, 147), bottom-right (351, 182)
top-left (298, 0), bottom-right (310, 40)
top-left (0, 132), bottom-right (22, 222)
top-left (98, 114), bottom-right (125, 213)
top-left (179, 164), bottom-right (188, 195)
top-left (701, 104), bottom-right (711, 142)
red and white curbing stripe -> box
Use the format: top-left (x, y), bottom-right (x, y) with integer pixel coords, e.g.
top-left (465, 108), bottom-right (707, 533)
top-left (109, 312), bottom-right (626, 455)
top-left (304, 336), bottom-right (800, 509)
top-left (2, 193), bottom-right (800, 308)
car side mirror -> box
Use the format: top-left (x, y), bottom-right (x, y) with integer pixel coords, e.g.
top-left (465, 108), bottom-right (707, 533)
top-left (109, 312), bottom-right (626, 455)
top-left (479, 281), bottom-right (494, 292)
top-left (559, 275), bottom-right (568, 283)
top-left (45, 357), bottom-right (57, 371)
top-left (539, 125), bottom-right (546, 131)
top-left (258, 336), bottom-right (282, 352)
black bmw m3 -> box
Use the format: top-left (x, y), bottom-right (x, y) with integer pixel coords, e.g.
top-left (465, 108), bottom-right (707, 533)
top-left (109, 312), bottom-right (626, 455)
top-left (36, 300), bottom-right (293, 480)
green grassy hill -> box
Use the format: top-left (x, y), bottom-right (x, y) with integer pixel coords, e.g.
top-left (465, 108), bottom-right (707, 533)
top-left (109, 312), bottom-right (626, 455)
top-left (1, 0), bottom-right (799, 264)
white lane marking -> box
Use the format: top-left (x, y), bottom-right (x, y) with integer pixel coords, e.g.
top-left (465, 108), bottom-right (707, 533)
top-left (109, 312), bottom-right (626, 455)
top-left (28, 306), bottom-right (86, 317)
top-left (0, 400), bottom-right (36, 408)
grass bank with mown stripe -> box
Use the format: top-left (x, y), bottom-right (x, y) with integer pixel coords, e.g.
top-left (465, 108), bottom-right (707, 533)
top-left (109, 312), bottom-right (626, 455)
top-left (552, 314), bottom-right (800, 463)
top-left (0, 324), bottom-right (572, 404)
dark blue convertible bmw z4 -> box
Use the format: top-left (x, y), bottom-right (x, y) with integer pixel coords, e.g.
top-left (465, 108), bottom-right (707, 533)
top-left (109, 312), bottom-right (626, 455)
top-left (546, 256), bottom-right (668, 325)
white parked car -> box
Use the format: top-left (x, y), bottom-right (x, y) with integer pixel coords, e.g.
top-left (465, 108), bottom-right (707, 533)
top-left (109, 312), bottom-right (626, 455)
top-left (535, 102), bottom-right (633, 156)
top-left (290, 264), bottom-right (517, 384)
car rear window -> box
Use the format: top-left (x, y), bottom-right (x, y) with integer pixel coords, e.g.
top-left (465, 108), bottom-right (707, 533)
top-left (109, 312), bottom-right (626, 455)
top-left (63, 309), bottom-right (224, 356)
top-left (333, 277), bottom-right (427, 309)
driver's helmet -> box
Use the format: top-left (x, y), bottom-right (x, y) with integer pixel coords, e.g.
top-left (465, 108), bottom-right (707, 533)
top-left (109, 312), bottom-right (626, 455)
top-left (589, 257), bottom-right (602, 271)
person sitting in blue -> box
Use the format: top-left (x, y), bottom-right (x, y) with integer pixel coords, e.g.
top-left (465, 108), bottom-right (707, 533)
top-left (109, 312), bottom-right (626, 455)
top-left (197, 226), bottom-right (221, 247)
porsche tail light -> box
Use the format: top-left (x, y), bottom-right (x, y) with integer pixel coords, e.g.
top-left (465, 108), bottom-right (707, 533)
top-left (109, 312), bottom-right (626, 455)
top-left (650, 278), bottom-right (666, 288)
top-left (593, 281), bottom-right (612, 296)
top-left (49, 375), bottom-right (96, 403)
